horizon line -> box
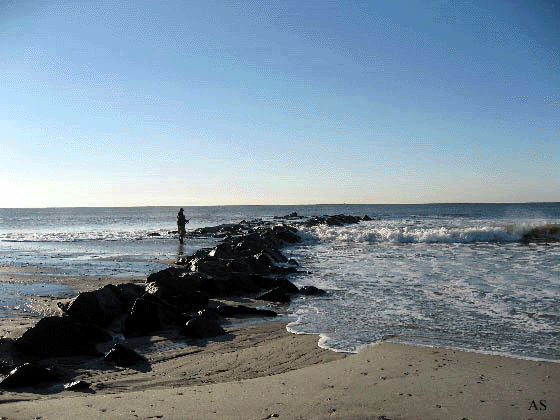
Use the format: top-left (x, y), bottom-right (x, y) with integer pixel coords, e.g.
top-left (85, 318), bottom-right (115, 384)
top-left (1, 201), bottom-right (559, 210)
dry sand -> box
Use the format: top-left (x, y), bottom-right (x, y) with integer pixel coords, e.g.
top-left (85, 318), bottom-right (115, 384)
top-left (1, 272), bottom-right (559, 420)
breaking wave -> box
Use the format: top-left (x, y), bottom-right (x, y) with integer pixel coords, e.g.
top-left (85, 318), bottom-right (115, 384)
top-left (301, 223), bottom-right (560, 244)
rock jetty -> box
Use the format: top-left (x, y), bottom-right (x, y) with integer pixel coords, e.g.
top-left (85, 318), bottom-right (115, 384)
top-left (1, 214), bottom-right (367, 391)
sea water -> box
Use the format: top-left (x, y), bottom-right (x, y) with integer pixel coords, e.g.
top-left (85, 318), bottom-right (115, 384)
top-left (1, 204), bottom-right (559, 361)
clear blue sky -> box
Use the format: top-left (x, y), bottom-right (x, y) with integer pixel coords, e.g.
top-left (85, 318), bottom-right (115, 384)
top-left (1, 0), bottom-right (559, 207)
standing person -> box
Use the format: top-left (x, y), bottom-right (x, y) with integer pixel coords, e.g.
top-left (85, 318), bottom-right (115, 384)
top-left (177, 208), bottom-right (188, 243)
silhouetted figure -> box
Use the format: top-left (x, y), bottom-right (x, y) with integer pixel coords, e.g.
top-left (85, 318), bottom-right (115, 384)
top-left (177, 208), bottom-right (188, 243)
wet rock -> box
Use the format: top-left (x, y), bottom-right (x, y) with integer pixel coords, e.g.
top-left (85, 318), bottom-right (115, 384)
top-left (208, 242), bottom-right (237, 259)
top-left (116, 283), bottom-right (147, 309)
top-left (104, 344), bottom-right (147, 367)
top-left (197, 309), bottom-right (227, 323)
top-left (0, 363), bottom-right (60, 389)
top-left (257, 287), bottom-right (291, 303)
top-left (145, 267), bottom-right (194, 296)
top-left (203, 273), bottom-right (264, 297)
top-left (146, 271), bottom-right (210, 312)
top-left (181, 317), bottom-right (225, 339)
top-left (64, 380), bottom-right (91, 391)
top-left (305, 214), bottom-right (363, 227)
top-left (60, 284), bottom-right (129, 326)
top-left (193, 223), bottom-right (246, 236)
top-left (287, 258), bottom-right (299, 266)
top-left (0, 357), bottom-right (17, 375)
top-left (274, 212), bottom-right (302, 219)
top-left (270, 278), bottom-right (300, 294)
top-left (299, 285), bottom-right (327, 296)
top-left (270, 224), bottom-right (301, 244)
top-left (15, 316), bottom-right (107, 357)
top-left (124, 296), bottom-right (179, 337)
top-left (254, 250), bottom-right (284, 266)
top-left (189, 257), bottom-right (229, 277)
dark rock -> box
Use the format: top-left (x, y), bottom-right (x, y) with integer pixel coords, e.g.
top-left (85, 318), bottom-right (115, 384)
top-left (0, 353), bottom-right (17, 375)
top-left (181, 317), bottom-right (225, 339)
top-left (254, 251), bottom-right (282, 266)
top-left (177, 312), bottom-right (196, 325)
top-left (193, 223), bottom-right (245, 236)
top-left (124, 296), bottom-right (178, 337)
top-left (116, 283), bottom-right (147, 309)
top-left (188, 257), bottom-right (229, 277)
top-left (181, 290), bottom-right (210, 312)
top-left (299, 285), bottom-right (327, 296)
top-left (208, 242), bottom-right (237, 259)
top-left (147, 232), bottom-right (161, 237)
top-left (104, 344), bottom-right (146, 367)
top-left (362, 215), bottom-right (372, 221)
top-left (224, 257), bottom-right (254, 273)
top-left (214, 304), bottom-right (277, 318)
top-left (270, 278), bottom-right (300, 294)
top-left (0, 363), bottom-right (60, 389)
top-left (197, 309), bottom-right (227, 323)
top-left (199, 272), bottom-right (264, 297)
top-left (305, 214), bottom-right (362, 227)
top-left (64, 380), bottom-right (91, 391)
top-left (270, 224), bottom-right (301, 244)
top-left (146, 269), bottom-right (211, 311)
top-left (146, 266), bottom-right (190, 289)
top-left (257, 287), bottom-right (291, 303)
top-left (15, 316), bottom-right (107, 357)
top-left (60, 284), bottom-right (126, 326)
top-left (274, 212), bottom-right (302, 219)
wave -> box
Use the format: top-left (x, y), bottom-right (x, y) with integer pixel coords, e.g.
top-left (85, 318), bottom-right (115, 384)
top-left (0, 229), bottom-right (173, 243)
top-left (301, 223), bottom-right (560, 244)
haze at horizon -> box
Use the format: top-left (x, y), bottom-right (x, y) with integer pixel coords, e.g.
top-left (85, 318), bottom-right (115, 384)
top-left (1, 0), bottom-right (559, 208)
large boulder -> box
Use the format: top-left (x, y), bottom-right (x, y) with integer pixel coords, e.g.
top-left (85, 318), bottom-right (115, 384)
top-left (64, 380), bottom-right (91, 391)
top-left (208, 242), bottom-right (238, 259)
top-left (257, 287), bottom-right (291, 303)
top-left (116, 283), bottom-right (147, 309)
top-left (299, 285), bottom-right (327, 296)
top-left (181, 317), bottom-right (225, 339)
top-left (15, 316), bottom-right (107, 357)
top-left (188, 257), bottom-right (229, 277)
top-left (146, 271), bottom-right (209, 311)
top-left (146, 267), bottom-right (191, 291)
top-left (269, 224), bottom-right (301, 244)
top-left (104, 344), bottom-right (147, 367)
top-left (124, 296), bottom-right (179, 337)
top-left (305, 214), bottom-right (362, 227)
top-left (270, 278), bottom-right (300, 294)
top-left (0, 362), bottom-right (60, 389)
top-left (60, 283), bottom-right (143, 327)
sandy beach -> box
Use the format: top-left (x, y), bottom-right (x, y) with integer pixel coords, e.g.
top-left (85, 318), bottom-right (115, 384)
top-left (0, 272), bottom-right (558, 420)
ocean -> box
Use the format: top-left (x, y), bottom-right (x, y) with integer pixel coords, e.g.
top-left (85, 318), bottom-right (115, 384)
top-left (1, 204), bottom-right (559, 361)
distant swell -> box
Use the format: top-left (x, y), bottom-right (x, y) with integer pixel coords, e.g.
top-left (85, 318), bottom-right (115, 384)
top-left (302, 223), bottom-right (560, 244)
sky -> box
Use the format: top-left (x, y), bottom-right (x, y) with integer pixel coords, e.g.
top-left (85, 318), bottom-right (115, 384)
top-left (1, 0), bottom-right (559, 207)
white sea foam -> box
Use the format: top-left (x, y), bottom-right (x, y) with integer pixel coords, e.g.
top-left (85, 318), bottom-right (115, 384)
top-left (0, 229), bottom-right (172, 243)
top-left (289, 217), bottom-right (560, 361)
